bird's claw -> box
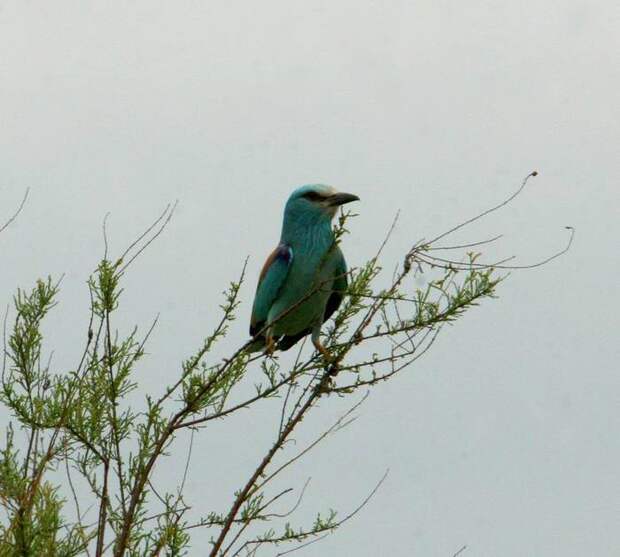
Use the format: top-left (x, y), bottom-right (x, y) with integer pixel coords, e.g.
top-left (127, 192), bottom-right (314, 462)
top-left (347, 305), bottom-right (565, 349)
top-left (313, 339), bottom-right (333, 362)
top-left (264, 336), bottom-right (277, 356)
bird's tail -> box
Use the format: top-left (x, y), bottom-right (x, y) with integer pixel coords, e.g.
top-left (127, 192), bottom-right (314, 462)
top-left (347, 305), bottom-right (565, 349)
top-left (276, 331), bottom-right (308, 351)
top-left (247, 332), bottom-right (306, 353)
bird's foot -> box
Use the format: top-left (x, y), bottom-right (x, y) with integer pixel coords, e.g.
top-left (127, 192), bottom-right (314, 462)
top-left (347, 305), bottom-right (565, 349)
top-left (264, 335), bottom-right (277, 356)
top-left (312, 339), bottom-right (333, 362)
top-left (312, 339), bottom-right (339, 392)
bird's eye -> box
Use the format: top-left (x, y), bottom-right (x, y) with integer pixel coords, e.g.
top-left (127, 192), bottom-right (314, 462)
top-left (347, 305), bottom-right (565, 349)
top-left (302, 191), bottom-right (325, 202)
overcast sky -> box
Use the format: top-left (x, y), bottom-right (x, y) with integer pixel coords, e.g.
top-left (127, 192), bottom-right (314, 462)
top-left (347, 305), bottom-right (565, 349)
top-left (1, 1), bottom-right (619, 555)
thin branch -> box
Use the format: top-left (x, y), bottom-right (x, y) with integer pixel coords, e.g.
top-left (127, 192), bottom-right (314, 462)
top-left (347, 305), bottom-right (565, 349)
top-left (278, 340), bottom-right (307, 436)
top-left (65, 457), bottom-right (92, 557)
top-left (372, 210), bottom-right (400, 261)
top-left (276, 532), bottom-right (330, 556)
top-left (428, 234), bottom-right (503, 251)
top-left (0, 188), bottom-right (30, 235)
top-left (265, 478), bottom-right (311, 520)
top-left (1, 304), bottom-right (10, 398)
top-left (427, 170), bottom-right (538, 246)
top-left (119, 201), bottom-right (178, 274)
top-left (118, 203), bottom-right (173, 264)
top-left (175, 368), bottom-right (304, 430)
top-left (94, 460), bottom-right (110, 557)
top-left (104, 307), bottom-right (128, 518)
top-left (180, 429), bottom-right (195, 495)
top-left (220, 489), bottom-right (295, 557)
top-left (255, 394), bottom-right (368, 495)
top-left (239, 470), bottom-right (390, 555)
top-left (420, 226), bottom-right (574, 270)
top-left (102, 212), bottom-right (111, 261)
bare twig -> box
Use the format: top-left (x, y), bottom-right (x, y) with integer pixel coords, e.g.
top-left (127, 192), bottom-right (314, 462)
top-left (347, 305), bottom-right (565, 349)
top-left (427, 171), bottom-right (538, 246)
top-left (237, 469), bottom-right (390, 556)
top-left (453, 544), bottom-right (468, 557)
top-left (0, 188), bottom-right (30, 235)
top-left (420, 226), bottom-right (574, 270)
top-left (119, 201), bottom-right (178, 274)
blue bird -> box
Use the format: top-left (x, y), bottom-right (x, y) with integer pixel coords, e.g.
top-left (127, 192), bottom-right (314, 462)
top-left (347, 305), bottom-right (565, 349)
top-left (249, 184), bottom-right (359, 356)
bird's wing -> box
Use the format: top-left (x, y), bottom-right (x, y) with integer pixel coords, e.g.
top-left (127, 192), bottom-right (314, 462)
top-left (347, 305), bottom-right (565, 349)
top-left (323, 247), bottom-right (348, 322)
top-left (277, 247), bottom-right (347, 351)
top-left (250, 243), bottom-right (293, 336)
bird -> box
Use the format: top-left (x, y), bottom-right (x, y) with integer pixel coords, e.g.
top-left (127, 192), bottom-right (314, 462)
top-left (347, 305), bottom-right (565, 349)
top-left (249, 184), bottom-right (359, 357)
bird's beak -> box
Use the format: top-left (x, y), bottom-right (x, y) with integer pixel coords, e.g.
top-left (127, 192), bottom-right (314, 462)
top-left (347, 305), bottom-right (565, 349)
top-left (326, 192), bottom-right (360, 206)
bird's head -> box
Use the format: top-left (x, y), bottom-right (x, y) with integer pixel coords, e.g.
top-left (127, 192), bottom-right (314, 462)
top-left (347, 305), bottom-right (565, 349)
top-left (284, 184), bottom-right (360, 224)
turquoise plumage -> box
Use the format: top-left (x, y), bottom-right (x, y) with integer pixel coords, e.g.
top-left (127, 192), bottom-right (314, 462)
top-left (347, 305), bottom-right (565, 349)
top-left (249, 184), bottom-right (359, 355)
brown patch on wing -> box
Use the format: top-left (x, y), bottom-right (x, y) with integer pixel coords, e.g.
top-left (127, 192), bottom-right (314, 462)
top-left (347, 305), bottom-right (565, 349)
top-left (258, 244), bottom-right (291, 285)
top-left (258, 247), bottom-right (280, 285)
top-left (250, 244), bottom-right (292, 335)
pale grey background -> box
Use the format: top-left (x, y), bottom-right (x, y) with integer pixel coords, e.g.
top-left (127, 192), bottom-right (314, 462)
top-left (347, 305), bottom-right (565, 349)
top-left (1, 1), bottom-right (619, 555)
